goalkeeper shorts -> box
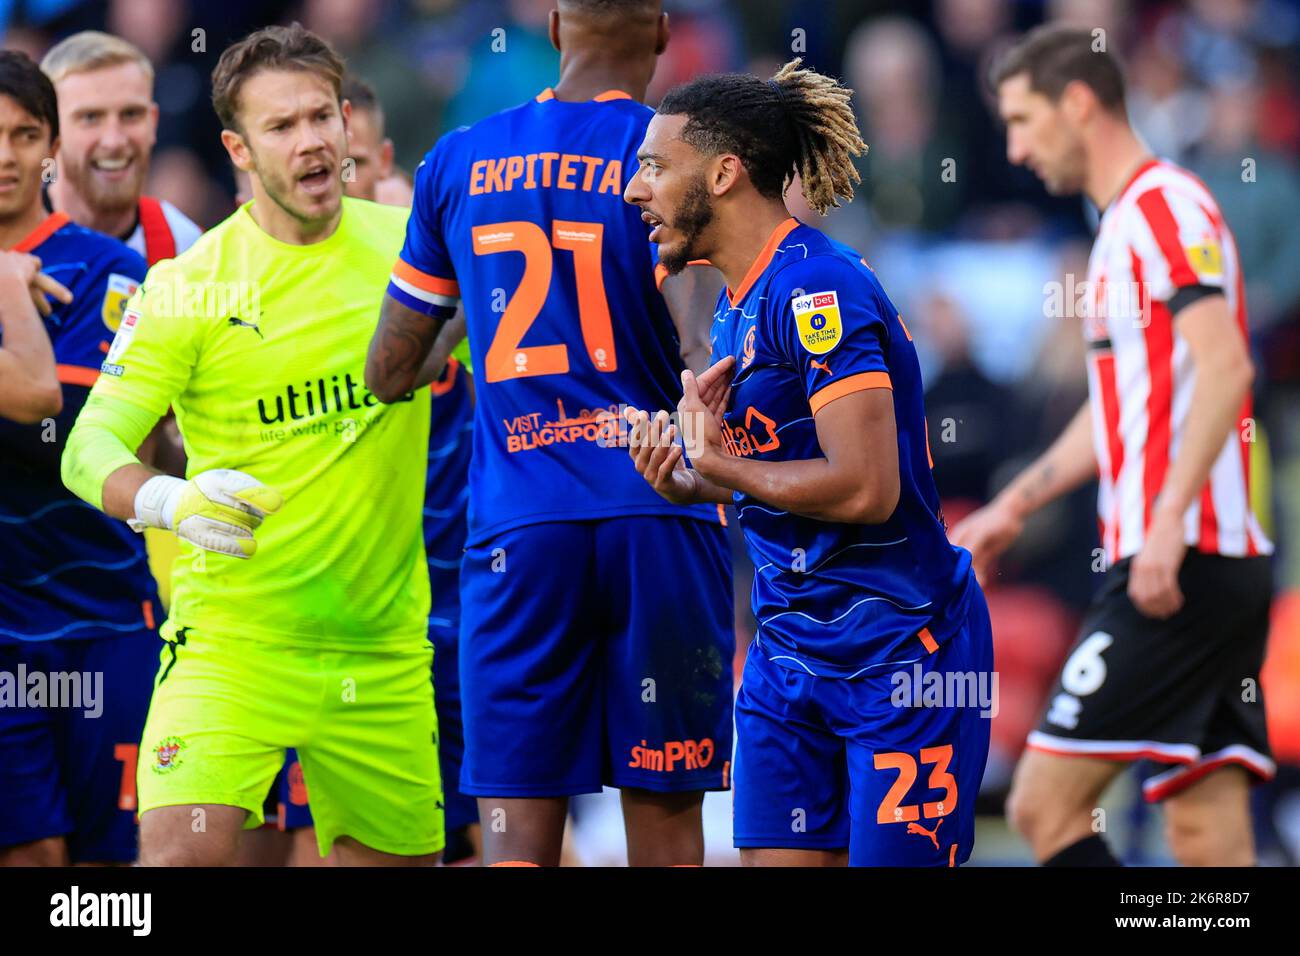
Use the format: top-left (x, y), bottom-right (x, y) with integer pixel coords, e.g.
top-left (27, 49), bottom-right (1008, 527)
top-left (136, 625), bottom-right (443, 858)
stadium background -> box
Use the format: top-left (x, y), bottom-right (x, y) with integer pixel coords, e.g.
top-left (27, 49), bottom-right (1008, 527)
top-left (3, 0), bottom-right (1298, 864)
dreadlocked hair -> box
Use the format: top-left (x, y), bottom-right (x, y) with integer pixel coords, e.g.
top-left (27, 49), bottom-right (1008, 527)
top-left (657, 58), bottom-right (866, 215)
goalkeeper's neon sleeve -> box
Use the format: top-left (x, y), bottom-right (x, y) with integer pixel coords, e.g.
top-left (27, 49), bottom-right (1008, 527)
top-left (61, 392), bottom-right (160, 512)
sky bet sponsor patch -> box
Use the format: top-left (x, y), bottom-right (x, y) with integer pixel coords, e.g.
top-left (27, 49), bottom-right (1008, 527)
top-left (101, 308), bottom-right (139, 377)
top-left (793, 290), bottom-right (843, 355)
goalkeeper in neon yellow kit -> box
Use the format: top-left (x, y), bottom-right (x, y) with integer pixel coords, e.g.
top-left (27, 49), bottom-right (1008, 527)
top-left (61, 25), bottom-right (443, 866)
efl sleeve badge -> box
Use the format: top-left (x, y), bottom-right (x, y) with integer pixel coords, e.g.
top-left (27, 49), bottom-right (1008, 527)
top-left (101, 272), bottom-right (142, 332)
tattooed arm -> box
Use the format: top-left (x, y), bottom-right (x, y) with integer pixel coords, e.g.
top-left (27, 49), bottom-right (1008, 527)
top-left (366, 294), bottom-right (447, 403)
top-left (424, 315), bottom-right (468, 385)
top-left (949, 402), bottom-right (1096, 583)
top-left (995, 402), bottom-right (1097, 516)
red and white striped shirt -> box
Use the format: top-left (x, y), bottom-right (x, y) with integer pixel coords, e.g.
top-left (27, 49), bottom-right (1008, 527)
top-left (1083, 158), bottom-right (1271, 566)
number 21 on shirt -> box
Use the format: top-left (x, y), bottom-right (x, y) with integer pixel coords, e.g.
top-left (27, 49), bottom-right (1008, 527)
top-left (473, 219), bottom-right (616, 382)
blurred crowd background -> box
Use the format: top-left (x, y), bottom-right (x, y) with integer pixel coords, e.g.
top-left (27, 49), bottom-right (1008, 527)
top-left (3, 0), bottom-right (1298, 864)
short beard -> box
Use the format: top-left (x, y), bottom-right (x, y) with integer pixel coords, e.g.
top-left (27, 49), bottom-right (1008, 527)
top-left (67, 157), bottom-right (143, 220)
top-left (248, 148), bottom-right (337, 227)
top-left (658, 176), bottom-right (714, 275)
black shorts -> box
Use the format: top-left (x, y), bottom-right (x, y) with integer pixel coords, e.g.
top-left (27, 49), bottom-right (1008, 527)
top-left (1028, 551), bottom-right (1274, 802)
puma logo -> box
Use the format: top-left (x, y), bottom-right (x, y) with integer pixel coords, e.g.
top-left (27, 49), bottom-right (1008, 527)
top-left (906, 817), bottom-right (943, 850)
top-left (809, 359), bottom-right (831, 375)
top-left (227, 316), bottom-right (263, 339)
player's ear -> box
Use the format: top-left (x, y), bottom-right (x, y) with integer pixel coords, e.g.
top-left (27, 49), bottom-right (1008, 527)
top-left (656, 12), bottom-right (670, 55)
top-left (711, 154), bottom-right (742, 198)
top-left (220, 128), bottom-right (252, 172)
top-left (548, 9), bottom-right (561, 54)
top-left (1060, 79), bottom-right (1092, 126)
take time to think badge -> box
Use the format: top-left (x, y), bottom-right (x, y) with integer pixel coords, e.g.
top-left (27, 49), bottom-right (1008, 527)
top-left (793, 290), bottom-right (842, 355)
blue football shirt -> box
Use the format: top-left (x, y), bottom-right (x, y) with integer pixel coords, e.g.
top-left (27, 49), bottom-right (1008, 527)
top-left (711, 218), bottom-right (975, 677)
top-left (387, 89), bottom-right (721, 544)
top-left (0, 213), bottom-right (156, 642)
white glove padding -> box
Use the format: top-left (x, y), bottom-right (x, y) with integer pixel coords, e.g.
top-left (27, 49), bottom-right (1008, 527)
top-left (131, 469), bottom-right (283, 558)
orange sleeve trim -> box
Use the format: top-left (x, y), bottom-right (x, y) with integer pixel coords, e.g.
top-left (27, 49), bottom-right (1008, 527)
top-left (918, 627), bottom-right (939, 654)
top-left (896, 312), bottom-right (914, 342)
top-left (393, 259), bottom-right (459, 296)
top-left (716, 503), bottom-right (728, 527)
top-left (56, 363), bottom-right (100, 387)
top-left (808, 371), bottom-right (891, 415)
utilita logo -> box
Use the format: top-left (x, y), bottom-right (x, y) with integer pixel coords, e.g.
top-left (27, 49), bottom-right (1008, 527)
top-left (256, 371), bottom-right (412, 425)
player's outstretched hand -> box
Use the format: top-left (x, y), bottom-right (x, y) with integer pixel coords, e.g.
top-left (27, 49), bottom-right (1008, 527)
top-left (131, 469), bottom-right (284, 558)
top-left (949, 500), bottom-right (1023, 586)
top-left (623, 406), bottom-right (701, 505)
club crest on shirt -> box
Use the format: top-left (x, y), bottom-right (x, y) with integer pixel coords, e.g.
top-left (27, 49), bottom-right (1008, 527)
top-left (151, 735), bottom-right (186, 774)
top-left (792, 290), bottom-right (842, 355)
top-left (741, 325), bottom-right (756, 369)
top-left (101, 272), bottom-right (140, 332)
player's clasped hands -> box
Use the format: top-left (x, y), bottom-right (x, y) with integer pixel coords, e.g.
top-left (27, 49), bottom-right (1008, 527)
top-left (623, 406), bottom-right (699, 504)
top-left (624, 355), bottom-right (735, 503)
top-left (131, 469), bottom-right (284, 559)
top-left (0, 250), bottom-right (74, 318)
top-left (676, 356), bottom-right (733, 473)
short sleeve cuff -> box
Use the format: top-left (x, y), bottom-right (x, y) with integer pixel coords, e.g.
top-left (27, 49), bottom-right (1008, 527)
top-left (809, 370), bottom-right (891, 414)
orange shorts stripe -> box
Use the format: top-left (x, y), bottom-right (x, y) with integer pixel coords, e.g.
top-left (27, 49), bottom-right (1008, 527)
top-left (918, 627), bottom-right (939, 653)
top-left (392, 259), bottom-right (459, 297)
top-left (56, 363), bottom-right (99, 387)
top-left (808, 371), bottom-right (891, 415)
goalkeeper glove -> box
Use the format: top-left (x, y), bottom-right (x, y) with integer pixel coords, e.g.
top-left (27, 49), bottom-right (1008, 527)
top-left (128, 469), bottom-right (283, 558)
